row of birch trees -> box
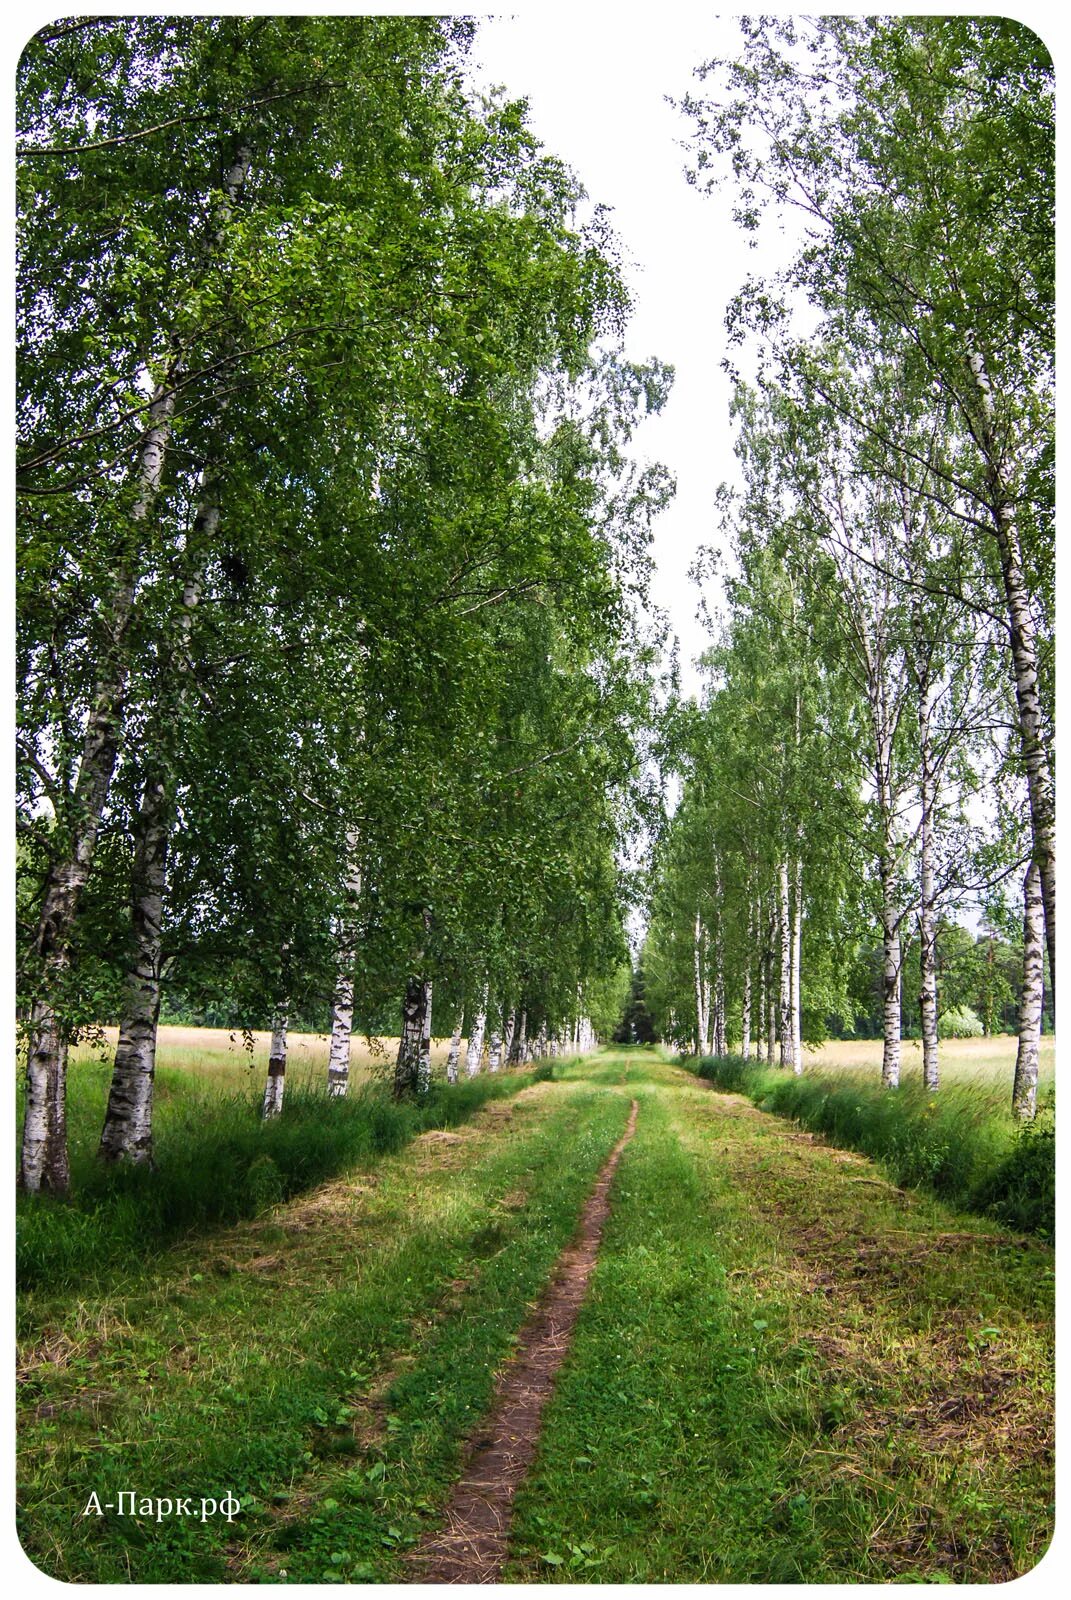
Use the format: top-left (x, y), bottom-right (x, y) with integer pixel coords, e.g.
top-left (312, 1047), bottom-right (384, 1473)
top-left (644, 16), bottom-right (1053, 1118)
top-left (15, 16), bottom-right (667, 1191)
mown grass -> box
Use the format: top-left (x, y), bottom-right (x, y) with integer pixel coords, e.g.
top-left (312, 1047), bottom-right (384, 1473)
top-left (688, 1053), bottom-right (1055, 1239)
top-left (17, 1078), bottom-right (631, 1583)
top-left (505, 1052), bottom-right (1054, 1583)
top-left (17, 1048), bottom-right (545, 1293)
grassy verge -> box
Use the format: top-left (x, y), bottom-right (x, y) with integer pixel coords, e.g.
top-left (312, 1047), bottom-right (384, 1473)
top-left (17, 1067), bottom-right (548, 1293)
top-left (17, 1076), bottom-right (632, 1583)
top-left (505, 1054), bottom-right (1054, 1582)
top-left (688, 1054), bottom-right (1054, 1239)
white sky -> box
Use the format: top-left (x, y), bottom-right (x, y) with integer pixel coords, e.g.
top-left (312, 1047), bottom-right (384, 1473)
top-left (471, 14), bottom-right (767, 699)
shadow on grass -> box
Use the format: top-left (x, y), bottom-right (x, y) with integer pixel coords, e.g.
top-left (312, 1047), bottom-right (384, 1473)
top-left (17, 1071), bottom-right (534, 1292)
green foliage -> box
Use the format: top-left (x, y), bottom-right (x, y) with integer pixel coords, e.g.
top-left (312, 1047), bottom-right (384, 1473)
top-left (938, 1006), bottom-right (983, 1040)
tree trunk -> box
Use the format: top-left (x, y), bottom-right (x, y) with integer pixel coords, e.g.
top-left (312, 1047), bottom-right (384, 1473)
top-left (327, 838), bottom-right (362, 1098)
top-left (971, 355), bottom-right (1056, 995)
top-left (503, 1008), bottom-right (516, 1066)
top-left (418, 980), bottom-right (433, 1094)
top-left (261, 1013), bottom-right (288, 1119)
top-left (880, 859), bottom-right (902, 1088)
top-left (791, 857), bottom-right (803, 1075)
top-left (446, 1012), bottom-right (464, 1084)
top-left (19, 385), bottom-right (178, 1194)
top-left (741, 898), bottom-right (753, 1062)
top-left (394, 975), bottom-right (427, 1098)
top-left (1012, 861), bottom-right (1044, 1121)
top-left (693, 910), bottom-right (709, 1055)
top-left (465, 985), bottom-right (488, 1076)
top-left (778, 860), bottom-right (792, 1068)
top-left (509, 1008), bottom-right (527, 1064)
top-left (487, 1015), bottom-right (503, 1072)
top-left (535, 1018), bottom-right (548, 1059)
top-left (97, 774), bottom-right (169, 1163)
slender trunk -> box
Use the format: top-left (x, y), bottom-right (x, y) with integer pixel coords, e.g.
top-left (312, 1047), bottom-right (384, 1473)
top-left (465, 985), bottom-right (488, 1076)
top-left (327, 837), bottom-right (362, 1098)
top-left (1012, 861), bottom-right (1044, 1121)
top-left (791, 857), bottom-right (803, 1075)
top-left (487, 1014), bottom-right (503, 1073)
top-left (503, 1008), bottom-right (516, 1066)
top-left (394, 976), bottom-right (428, 1097)
top-left (100, 496), bottom-right (216, 1161)
top-left (509, 1008), bottom-right (527, 1064)
top-left (535, 1018), bottom-right (548, 1060)
top-left (19, 386), bottom-right (177, 1194)
top-left (446, 1012), bottom-right (464, 1084)
top-left (261, 1013), bottom-right (288, 1119)
top-left (418, 981), bottom-right (433, 1094)
top-left (97, 774), bottom-right (169, 1163)
top-left (741, 898), bottom-right (753, 1063)
top-left (693, 910), bottom-right (708, 1055)
top-left (778, 860), bottom-right (792, 1068)
top-left (971, 354), bottom-right (1056, 993)
top-left (880, 859), bottom-right (902, 1088)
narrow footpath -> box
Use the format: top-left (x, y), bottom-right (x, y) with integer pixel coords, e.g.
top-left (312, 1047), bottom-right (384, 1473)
top-left (408, 1099), bottom-right (639, 1582)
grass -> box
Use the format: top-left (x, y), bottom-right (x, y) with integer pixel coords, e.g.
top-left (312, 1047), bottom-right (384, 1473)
top-left (18, 1078), bottom-right (631, 1583)
top-left (504, 1053), bottom-right (1054, 1582)
top-left (18, 1027), bottom-right (548, 1293)
top-left (16, 1047), bottom-right (1054, 1584)
top-left (688, 1044), bottom-right (1055, 1239)
top-left (803, 1033), bottom-right (1056, 1087)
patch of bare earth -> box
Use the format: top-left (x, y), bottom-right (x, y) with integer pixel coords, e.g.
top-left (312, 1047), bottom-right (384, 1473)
top-left (406, 1098), bottom-right (640, 1585)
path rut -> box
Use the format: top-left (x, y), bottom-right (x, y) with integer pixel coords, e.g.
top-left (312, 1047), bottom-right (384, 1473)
top-left (407, 1096), bottom-right (639, 1584)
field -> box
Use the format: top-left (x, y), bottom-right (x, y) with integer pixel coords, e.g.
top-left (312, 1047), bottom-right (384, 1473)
top-left (16, 1047), bottom-right (1054, 1584)
top-left (69, 1025), bottom-right (456, 1094)
top-left (804, 1033), bottom-right (1056, 1088)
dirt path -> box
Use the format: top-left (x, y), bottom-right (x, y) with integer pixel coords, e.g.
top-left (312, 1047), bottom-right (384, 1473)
top-left (407, 1096), bottom-right (640, 1584)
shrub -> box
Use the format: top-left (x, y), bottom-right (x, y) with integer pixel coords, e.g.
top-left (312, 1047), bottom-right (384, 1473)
top-left (938, 1005), bottom-right (984, 1038)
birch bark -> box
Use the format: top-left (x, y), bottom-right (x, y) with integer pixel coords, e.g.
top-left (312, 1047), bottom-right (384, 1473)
top-left (261, 1013), bottom-right (288, 1119)
top-left (741, 897), bottom-right (753, 1062)
top-left (1012, 861), bottom-right (1044, 1121)
top-left (916, 661), bottom-right (939, 1091)
top-left (791, 857), bottom-right (803, 1075)
top-left (327, 836), bottom-right (362, 1098)
top-left (778, 860), bottom-right (793, 1068)
top-left (465, 985), bottom-right (488, 1076)
top-left (445, 1013), bottom-right (464, 1084)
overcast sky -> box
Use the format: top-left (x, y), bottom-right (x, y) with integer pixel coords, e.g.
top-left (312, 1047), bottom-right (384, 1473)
top-left (469, 13), bottom-right (793, 697)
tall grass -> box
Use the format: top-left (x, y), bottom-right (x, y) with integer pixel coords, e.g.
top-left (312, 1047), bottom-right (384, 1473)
top-left (17, 1064), bottom-right (535, 1293)
top-left (689, 1055), bottom-right (1054, 1239)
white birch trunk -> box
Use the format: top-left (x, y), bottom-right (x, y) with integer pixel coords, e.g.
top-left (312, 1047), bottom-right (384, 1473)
top-left (98, 774), bottom-right (169, 1163)
top-left (971, 349), bottom-right (1056, 992)
top-left (791, 857), bottom-right (803, 1075)
top-left (910, 624), bottom-right (940, 1092)
top-left (327, 838), bottom-right (362, 1098)
top-left (880, 862), bottom-right (902, 1088)
top-left (778, 860), bottom-right (792, 1069)
top-left (418, 981), bottom-right (432, 1095)
top-left (741, 897), bottom-right (753, 1062)
top-left (446, 1012), bottom-right (464, 1084)
top-left (261, 1014), bottom-right (288, 1119)
top-left (395, 975), bottom-right (428, 1097)
top-left (503, 1008), bottom-right (516, 1066)
top-left (465, 985), bottom-right (488, 1076)
top-left (1012, 861), bottom-right (1044, 1121)
top-left (693, 910), bottom-right (709, 1055)
top-left (509, 1008), bottom-right (527, 1064)
top-left (487, 1019), bottom-right (503, 1072)
top-left (535, 1018), bottom-right (548, 1059)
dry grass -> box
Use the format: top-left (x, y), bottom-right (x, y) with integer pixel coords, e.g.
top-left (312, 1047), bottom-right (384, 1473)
top-left (69, 1024), bottom-right (456, 1093)
top-left (804, 1033), bottom-right (1055, 1088)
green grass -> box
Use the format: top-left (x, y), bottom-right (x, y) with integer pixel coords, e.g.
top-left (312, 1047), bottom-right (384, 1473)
top-left (17, 1056), bottom-right (549, 1293)
top-left (504, 1053), bottom-right (1054, 1582)
top-left (18, 1078), bottom-right (632, 1582)
top-left (688, 1054), bottom-right (1055, 1239)
top-left (17, 1048), bottom-right (1054, 1584)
